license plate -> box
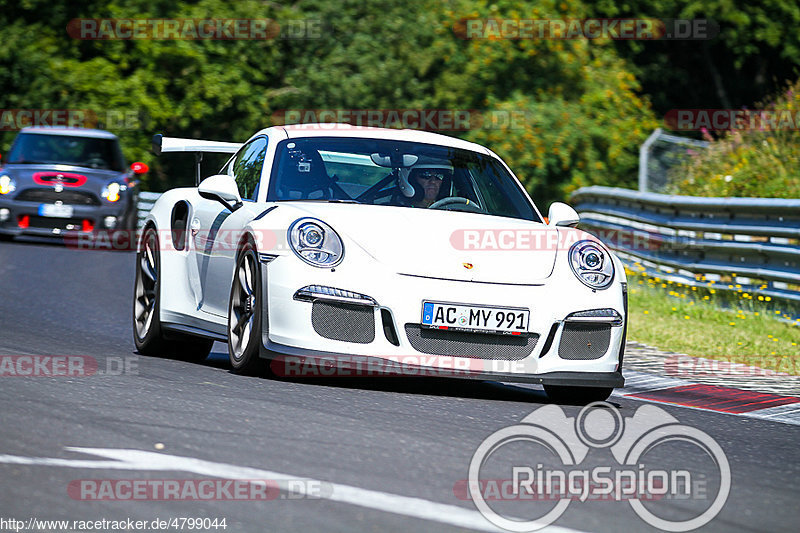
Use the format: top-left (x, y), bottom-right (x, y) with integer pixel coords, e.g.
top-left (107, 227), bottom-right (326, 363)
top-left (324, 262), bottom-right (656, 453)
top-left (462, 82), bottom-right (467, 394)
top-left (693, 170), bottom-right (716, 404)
top-left (421, 301), bottom-right (530, 335)
top-left (39, 203), bottom-right (74, 218)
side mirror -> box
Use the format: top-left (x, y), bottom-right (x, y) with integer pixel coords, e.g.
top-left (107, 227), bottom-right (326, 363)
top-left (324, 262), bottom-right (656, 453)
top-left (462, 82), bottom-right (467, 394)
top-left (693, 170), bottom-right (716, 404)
top-left (198, 175), bottom-right (242, 211)
top-left (547, 202), bottom-right (580, 227)
top-left (131, 162), bottom-right (149, 174)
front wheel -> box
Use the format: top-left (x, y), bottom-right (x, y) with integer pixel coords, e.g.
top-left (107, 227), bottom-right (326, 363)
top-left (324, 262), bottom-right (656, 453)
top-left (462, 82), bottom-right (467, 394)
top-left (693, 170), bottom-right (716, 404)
top-left (543, 385), bottom-right (613, 405)
top-left (227, 243), bottom-right (266, 375)
top-left (133, 226), bottom-right (213, 361)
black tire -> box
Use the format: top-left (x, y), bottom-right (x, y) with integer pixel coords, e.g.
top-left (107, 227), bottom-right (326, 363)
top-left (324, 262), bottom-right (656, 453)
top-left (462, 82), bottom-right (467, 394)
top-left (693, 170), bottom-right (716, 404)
top-left (132, 226), bottom-right (213, 361)
top-left (124, 205), bottom-right (139, 233)
top-left (111, 207), bottom-right (138, 252)
top-left (544, 385), bottom-right (613, 405)
top-left (227, 241), bottom-right (266, 375)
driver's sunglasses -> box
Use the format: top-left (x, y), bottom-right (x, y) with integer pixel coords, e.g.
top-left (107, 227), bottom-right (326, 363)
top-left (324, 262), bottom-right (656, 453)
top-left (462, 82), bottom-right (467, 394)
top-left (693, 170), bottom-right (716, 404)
top-left (418, 171), bottom-right (445, 181)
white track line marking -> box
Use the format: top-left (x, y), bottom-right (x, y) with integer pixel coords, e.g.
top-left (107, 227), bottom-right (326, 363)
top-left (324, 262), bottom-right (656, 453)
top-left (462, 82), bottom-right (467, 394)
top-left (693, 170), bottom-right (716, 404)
top-left (0, 447), bottom-right (586, 533)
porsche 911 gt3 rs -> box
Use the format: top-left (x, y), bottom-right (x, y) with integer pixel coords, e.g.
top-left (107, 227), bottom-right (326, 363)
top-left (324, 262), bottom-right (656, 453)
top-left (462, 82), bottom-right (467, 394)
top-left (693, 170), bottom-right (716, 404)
top-left (133, 124), bottom-right (626, 403)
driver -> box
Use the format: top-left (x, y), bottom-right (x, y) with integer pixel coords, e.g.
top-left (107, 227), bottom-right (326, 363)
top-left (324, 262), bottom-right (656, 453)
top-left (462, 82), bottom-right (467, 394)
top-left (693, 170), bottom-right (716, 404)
top-left (399, 163), bottom-right (453, 208)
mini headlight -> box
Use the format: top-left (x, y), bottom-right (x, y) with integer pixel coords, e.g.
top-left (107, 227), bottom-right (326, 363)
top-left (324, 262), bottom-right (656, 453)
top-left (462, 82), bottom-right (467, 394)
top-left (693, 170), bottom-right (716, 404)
top-left (0, 175), bottom-right (16, 195)
top-left (288, 218), bottom-right (344, 267)
top-left (569, 240), bottom-right (614, 289)
top-left (101, 182), bottom-right (125, 202)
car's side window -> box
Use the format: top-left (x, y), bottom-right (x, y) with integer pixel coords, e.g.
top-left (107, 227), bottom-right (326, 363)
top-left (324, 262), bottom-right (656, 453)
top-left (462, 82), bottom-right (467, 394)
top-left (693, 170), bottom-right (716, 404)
top-left (231, 137), bottom-right (267, 201)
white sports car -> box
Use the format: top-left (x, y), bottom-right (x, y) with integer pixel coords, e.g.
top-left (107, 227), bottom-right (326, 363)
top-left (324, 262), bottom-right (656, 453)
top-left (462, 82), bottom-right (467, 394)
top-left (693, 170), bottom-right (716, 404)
top-left (133, 124), bottom-right (627, 403)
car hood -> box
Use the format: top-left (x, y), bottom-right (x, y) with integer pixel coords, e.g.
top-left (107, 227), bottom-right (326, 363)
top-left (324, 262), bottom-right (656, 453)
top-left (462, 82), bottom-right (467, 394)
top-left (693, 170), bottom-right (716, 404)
top-left (286, 203), bottom-right (558, 284)
top-left (2, 163), bottom-right (125, 191)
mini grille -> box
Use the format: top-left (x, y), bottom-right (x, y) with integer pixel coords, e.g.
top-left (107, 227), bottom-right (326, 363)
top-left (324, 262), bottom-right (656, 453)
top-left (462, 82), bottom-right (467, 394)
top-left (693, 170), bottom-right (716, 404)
top-left (311, 301), bottom-right (375, 343)
top-left (558, 323), bottom-right (611, 360)
top-left (15, 189), bottom-right (101, 206)
top-left (24, 215), bottom-right (86, 231)
top-left (404, 324), bottom-right (538, 360)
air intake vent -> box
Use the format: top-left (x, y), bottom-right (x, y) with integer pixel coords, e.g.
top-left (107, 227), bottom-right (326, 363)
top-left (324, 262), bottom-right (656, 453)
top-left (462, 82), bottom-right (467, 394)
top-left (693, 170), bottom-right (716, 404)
top-left (558, 323), bottom-right (611, 360)
top-left (15, 189), bottom-right (100, 206)
top-left (404, 324), bottom-right (538, 360)
top-left (381, 309), bottom-right (399, 346)
top-left (311, 301), bottom-right (375, 343)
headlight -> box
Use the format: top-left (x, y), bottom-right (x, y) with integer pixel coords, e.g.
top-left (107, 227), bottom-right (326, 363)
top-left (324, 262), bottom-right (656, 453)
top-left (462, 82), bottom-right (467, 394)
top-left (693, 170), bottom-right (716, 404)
top-left (101, 182), bottom-right (126, 202)
top-left (288, 218), bottom-right (344, 267)
top-left (568, 240), bottom-right (614, 289)
top-left (0, 175), bottom-right (16, 195)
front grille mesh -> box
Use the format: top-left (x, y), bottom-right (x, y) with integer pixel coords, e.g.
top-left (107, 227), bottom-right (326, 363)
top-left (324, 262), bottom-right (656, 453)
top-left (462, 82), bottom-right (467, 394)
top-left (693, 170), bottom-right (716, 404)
top-left (404, 324), bottom-right (538, 360)
top-left (25, 215), bottom-right (86, 231)
top-left (558, 323), bottom-right (611, 360)
top-left (311, 301), bottom-right (375, 343)
top-left (15, 188), bottom-right (101, 206)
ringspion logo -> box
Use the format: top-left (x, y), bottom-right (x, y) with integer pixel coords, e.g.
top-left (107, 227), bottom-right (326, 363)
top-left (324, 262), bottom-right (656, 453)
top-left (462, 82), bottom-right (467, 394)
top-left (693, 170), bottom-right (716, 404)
top-left (466, 402), bottom-right (730, 531)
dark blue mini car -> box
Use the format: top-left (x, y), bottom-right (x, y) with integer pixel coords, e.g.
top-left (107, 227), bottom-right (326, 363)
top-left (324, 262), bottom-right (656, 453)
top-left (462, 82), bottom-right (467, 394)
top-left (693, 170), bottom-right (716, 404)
top-left (0, 127), bottom-right (147, 239)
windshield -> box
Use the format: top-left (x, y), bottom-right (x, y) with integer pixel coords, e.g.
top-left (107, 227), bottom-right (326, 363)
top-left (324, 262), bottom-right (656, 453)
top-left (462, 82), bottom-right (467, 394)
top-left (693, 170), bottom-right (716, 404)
top-left (267, 137), bottom-right (540, 221)
top-left (7, 133), bottom-right (124, 171)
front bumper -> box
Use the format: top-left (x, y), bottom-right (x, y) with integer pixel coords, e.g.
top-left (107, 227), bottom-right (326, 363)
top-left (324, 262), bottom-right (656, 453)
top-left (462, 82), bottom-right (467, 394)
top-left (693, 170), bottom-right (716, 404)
top-left (0, 196), bottom-right (132, 238)
top-left (258, 252), bottom-right (627, 388)
top-left (261, 339), bottom-right (624, 387)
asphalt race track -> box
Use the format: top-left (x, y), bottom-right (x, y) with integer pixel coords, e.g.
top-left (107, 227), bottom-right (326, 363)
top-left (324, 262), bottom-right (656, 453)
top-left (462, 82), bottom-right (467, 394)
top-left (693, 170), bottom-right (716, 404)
top-left (0, 241), bottom-right (798, 533)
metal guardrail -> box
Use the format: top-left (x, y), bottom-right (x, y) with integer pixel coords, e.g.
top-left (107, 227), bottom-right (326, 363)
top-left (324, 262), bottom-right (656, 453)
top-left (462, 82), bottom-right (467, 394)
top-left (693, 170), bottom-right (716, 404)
top-left (136, 191), bottom-right (162, 229)
top-left (136, 186), bottom-right (799, 305)
top-left (570, 186), bottom-right (800, 304)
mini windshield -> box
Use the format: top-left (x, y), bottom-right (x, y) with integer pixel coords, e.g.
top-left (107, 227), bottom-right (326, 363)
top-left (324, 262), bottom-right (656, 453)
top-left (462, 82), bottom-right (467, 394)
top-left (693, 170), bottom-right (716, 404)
top-left (267, 137), bottom-right (540, 221)
top-left (7, 133), bottom-right (124, 171)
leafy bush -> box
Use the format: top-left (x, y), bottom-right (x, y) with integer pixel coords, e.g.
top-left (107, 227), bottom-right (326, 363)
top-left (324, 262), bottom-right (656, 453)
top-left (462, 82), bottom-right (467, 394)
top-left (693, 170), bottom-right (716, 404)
top-left (668, 79), bottom-right (800, 198)
top-left (0, 0), bottom-right (657, 200)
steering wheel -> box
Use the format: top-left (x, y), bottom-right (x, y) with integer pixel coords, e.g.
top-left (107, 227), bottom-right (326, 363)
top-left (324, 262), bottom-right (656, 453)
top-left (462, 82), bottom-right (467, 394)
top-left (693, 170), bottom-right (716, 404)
top-left (428, 196), bottom-right (486, 213)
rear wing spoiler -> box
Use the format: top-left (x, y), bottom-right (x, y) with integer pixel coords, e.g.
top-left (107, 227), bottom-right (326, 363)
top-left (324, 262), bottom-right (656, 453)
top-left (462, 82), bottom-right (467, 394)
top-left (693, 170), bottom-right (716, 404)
top-left (151, 134), bottom-right (242, 155)
top-left (151, 134), bottom-right (243, 185)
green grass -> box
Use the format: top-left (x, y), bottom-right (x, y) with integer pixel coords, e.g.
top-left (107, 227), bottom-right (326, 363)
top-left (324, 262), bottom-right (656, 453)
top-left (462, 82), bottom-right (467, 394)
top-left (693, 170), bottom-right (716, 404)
top-left (626, 266), bottom-right (800, 374)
